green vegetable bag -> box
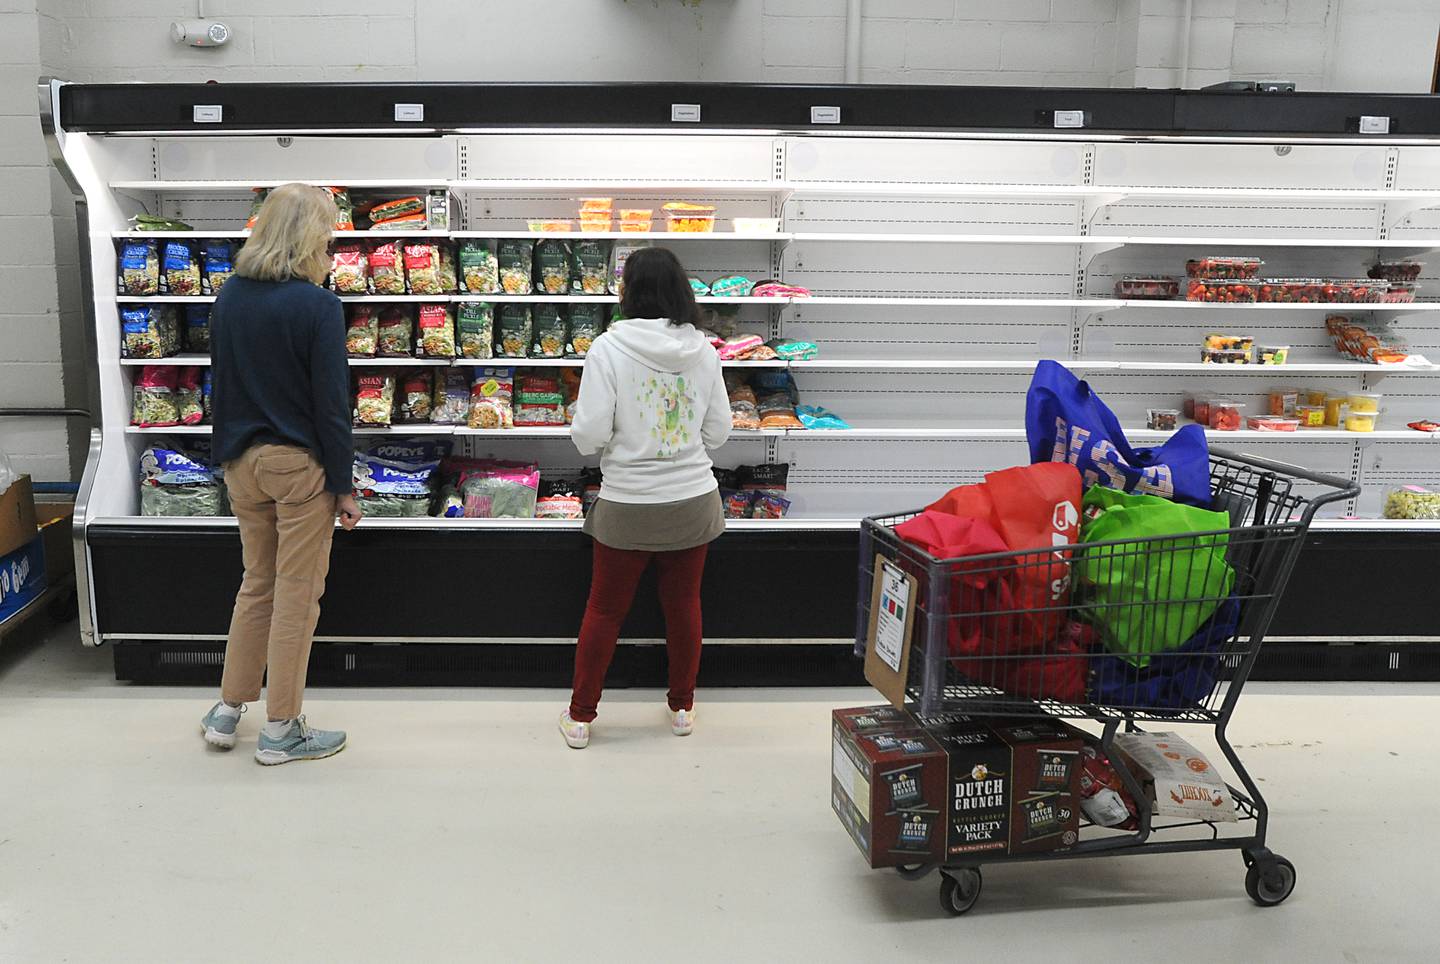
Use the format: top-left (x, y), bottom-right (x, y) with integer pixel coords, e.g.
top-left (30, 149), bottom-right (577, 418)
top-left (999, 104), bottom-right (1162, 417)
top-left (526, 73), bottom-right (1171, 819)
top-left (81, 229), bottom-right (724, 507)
top-left (1077, 486), bottom-right (1235, 667)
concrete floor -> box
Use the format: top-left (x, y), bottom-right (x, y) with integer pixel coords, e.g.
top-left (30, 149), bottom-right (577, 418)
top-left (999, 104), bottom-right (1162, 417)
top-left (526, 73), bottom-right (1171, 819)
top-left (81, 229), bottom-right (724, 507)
top-left (0, 619), bottom-right (1435, 963)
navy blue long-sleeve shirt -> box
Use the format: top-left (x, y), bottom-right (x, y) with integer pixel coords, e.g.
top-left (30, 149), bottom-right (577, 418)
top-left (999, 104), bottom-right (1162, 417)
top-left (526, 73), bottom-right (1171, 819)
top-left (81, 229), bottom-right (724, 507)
top-left (210, 275), bottom-right (353, 495)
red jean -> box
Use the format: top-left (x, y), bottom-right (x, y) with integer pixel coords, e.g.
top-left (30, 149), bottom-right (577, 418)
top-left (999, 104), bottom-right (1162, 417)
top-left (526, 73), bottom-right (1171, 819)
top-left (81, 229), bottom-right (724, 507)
top-left (568, 541), bottom-right (708, 723)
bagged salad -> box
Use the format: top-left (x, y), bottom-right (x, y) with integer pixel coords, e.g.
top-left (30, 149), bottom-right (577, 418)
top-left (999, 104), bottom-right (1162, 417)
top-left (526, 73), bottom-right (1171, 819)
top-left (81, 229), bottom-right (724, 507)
top-left (139, 445), bottom-right (225, 517)
top-left (438, 243), bottom-right (459, 294)
top-left (457, 459), bottom-right (540, 519)
top-left (514, 373), bottom-right (566, 427)
top-left (202, 368), bottom-right (213, 420)
top-left (535, 478), bottom-right (583, 520)
top-left (496, 304), bottom-right (532, 359)
top-left (535, 238), bottom-right (572, 295)
top-left (467, 367), bottom-right (514, 430)
top-left (458, 240), bottom-right (500, 294)
top-left (567, 304), bottom-right (605, 357)
top-left (330, 242), bottom-right (369, 294)
top-left (184, 305), bottom-right (210, 353)
top-left (176, 366), bottom-right (205, 425)
top-left (498, 238), bottom-right (534, 294)
top-left (353, 371), bottom-right (396, 426)
top-left (346, 305), bottom-right (379, 357)
top-left (118, 239), bottom-right (159, 295)
top-left (457, 302), bottom-right (495, 359)
top-left (571, 240), bottom-right (610, 295)
top-left (201, 241), bottom-right (235, 295)
top-left (430, 369), bottom-right (471, 425)
top-left (530, 304), bottom-right (568, 358)
top-left (377, 306), bottom-right (413, 357)
top-left (396, 369), bottom-right (435, 423)
top-left (131, 366), bottom-right (180, 427)
top-left (368, 240), bottom-right (406, 295)
top-left (404, 241), bottom-right (446, 295)
top-left (121, 306), bottom-right (179, 359)
top-left (352, 449), bottom-right (439, 518)
top-left (161, 240), bottom-right (201, 296)
top-left (415, 304), bottom-right (457, 358)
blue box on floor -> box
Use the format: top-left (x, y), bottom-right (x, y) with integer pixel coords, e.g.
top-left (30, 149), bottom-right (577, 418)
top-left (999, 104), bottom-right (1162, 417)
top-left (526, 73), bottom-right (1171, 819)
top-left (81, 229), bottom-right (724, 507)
top-left (0, 534), bottom-right (47, 627)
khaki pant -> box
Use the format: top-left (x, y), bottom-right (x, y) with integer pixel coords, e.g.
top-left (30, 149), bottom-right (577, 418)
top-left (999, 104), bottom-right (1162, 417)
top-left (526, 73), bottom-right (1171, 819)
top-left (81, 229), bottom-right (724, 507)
top-left (220, 444), bottom-right (337, 720)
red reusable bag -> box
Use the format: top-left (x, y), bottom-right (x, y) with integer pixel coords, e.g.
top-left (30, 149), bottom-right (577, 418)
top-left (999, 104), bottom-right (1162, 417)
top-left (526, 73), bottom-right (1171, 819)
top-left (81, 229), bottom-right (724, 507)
top-left (893, 511), bottom-right (1019, 660)
top-left (925, 462), bottom-right (1082, 647)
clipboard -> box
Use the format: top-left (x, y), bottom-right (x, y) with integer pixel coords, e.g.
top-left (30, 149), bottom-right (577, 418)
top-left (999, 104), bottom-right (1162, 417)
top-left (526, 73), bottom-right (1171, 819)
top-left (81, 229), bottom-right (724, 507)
top-left (864, 553), bottom-right (918, 709)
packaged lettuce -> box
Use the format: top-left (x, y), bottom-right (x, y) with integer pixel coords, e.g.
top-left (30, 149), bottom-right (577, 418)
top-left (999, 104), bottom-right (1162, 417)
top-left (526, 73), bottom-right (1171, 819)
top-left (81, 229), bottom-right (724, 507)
top-left (346, 305), bottom-right (378, 357)
top-left (496, 304), bottom-right (531, 359)
top-left (571, 239), bottom-right (610, 295)
top-left (176, 366), bottom-right (205, 425)
top-left (498, 239), bottom-right (534, 295)
top-left (430, 369), bottom-right (471, 425)
top-left (530, 304), bottom-right (568, 358)
top-left (566, 304), bottom-right (605, 357)
top-left (118, 239), bottom-right (159, 296)
top-left (353, 371), bottom-right (396, 427)
top-left (377, 306), bottom-right (413, 357)
top-left (535, 238), bottom-right (572, 295)
top-left (161, 240), bottom-right (201, 296)
top-left (457, 302), bottom-right (494, 359)
top-left (121, 306), bottom-right (177, 359)
top-left (131, 366), bottom-right (180, 427)
top-left (459, 240), bottom-right (499, 294)
top-left (415, 304), bottom-right (457, 358)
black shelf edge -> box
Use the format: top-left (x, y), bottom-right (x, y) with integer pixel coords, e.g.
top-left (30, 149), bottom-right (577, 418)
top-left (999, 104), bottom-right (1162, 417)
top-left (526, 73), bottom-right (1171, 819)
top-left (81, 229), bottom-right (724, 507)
top-left (56, 82), bottom-right (1440, 137)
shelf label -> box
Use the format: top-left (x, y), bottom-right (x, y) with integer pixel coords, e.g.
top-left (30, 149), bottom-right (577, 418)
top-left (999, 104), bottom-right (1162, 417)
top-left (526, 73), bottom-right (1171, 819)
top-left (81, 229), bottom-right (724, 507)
top-left (1358, 115), bottom-right (1391, 135)
top-left (1053, 110), bottom-right (1086, 129)
top-left (394, 103), bottom-right (425, 123)
top-left (670, 103), bottom-right (702, 123)
top-left (810, 105), bottom-right (842, 125)
top-left (192, 105), bottom-right (222, 123)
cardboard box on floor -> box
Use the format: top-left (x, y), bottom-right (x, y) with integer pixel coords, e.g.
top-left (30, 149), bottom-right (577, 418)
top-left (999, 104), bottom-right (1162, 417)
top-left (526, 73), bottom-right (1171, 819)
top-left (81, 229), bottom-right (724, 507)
top-left (0, 476), bottom-right (38, 558)
top-left (832, 704), bottom-right (1084, 869)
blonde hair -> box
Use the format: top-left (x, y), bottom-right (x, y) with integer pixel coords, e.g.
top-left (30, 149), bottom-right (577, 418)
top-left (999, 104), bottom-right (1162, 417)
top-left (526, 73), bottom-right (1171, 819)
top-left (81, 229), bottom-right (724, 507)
top-left (235, 183), bottom-right (336, 285)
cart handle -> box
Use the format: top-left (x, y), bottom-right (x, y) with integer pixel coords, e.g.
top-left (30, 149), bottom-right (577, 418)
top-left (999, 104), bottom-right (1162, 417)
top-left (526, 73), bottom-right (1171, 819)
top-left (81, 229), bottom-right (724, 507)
top-left (1207, 445), bottom-right (1360, 500)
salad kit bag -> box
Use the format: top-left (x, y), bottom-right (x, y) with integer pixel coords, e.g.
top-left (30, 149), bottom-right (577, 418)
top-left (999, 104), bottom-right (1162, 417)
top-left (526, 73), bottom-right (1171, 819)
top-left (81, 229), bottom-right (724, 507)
top-left (1025, 360), bottom-right (1212, 507)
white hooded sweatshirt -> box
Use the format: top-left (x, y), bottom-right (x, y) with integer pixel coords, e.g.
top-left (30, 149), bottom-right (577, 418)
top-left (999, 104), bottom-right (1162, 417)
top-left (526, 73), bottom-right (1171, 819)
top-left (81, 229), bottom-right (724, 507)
top-left (571, 317), bottom-right (732, 504)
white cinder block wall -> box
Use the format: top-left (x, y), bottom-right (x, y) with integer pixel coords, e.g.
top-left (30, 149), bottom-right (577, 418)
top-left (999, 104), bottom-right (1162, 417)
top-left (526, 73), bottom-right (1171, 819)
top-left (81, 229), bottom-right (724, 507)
top-left (5, 0), bottom-right (1438, 480)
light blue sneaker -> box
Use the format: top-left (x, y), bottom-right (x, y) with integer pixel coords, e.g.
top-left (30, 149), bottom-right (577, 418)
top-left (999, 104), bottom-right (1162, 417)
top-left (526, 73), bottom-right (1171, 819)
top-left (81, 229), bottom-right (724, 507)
top-left (200, 701), bottom-right (244, 749)
top-left (254, 716), bottom-right (347, 766)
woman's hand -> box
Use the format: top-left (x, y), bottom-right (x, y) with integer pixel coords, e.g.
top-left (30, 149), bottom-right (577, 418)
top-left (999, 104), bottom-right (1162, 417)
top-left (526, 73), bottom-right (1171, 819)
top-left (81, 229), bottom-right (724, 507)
top-left (337, 494), bottom-right (363, 530)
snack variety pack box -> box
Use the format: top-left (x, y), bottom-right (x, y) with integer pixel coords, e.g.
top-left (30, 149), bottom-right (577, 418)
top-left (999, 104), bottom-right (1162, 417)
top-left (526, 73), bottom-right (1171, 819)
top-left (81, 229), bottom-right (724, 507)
top-left (1111, 732), bottom-right (1238, 823)
top-left (831, 705), bottom-right (1084, 868)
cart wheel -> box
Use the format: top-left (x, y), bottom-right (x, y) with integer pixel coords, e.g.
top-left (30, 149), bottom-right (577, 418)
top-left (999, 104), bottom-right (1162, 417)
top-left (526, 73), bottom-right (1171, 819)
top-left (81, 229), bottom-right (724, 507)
top-left (939, 869), bottom-right (982, 917)
top-left (1245, 854), bottom-right (1296, 907)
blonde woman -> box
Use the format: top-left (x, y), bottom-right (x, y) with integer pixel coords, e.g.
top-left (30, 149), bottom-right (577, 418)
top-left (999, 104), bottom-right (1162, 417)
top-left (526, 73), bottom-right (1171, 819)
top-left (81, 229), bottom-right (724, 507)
top-left (200, 183), bottom-right (361, 765)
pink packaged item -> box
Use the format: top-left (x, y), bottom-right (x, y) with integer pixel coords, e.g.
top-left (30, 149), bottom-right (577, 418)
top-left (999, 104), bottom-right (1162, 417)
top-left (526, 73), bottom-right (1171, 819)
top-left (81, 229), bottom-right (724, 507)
top-left (717, 335), bottom-right (765, 360)
top-left (457, 459), bottom-right (540, 519)
top-left (751, 282), bottom-right (811, 298)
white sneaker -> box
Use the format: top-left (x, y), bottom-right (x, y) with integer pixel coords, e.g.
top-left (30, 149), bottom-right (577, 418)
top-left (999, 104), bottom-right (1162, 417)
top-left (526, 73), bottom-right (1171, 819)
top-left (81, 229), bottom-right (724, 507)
top-left (671, 707), bottom-right (695, 737)
top-left (559, 710), bottom-right (590, 749)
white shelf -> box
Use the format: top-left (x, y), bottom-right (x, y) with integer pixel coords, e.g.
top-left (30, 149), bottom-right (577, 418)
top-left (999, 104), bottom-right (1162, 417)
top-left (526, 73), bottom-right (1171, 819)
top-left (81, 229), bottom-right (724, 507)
top-left (109, 179), bottom-right (448, 191)
top-left (123, 426), bottom-right (211, 435)
top-left (786, 181), bottom-right (1440, 201)
top-left (790, 232), bottom-right (1440, 249)
top-left (450, 180), bottom-right (786, 194)
top-left (116, 295), bottom-right (216, 304)
top-left (111, 230), bottom-right (445, 239)
top-left (338, 294), bottom-right (447, 303)
top-left (798, 296), bottom-right (1121, 308)
top-left (352, 425), bottom-right (453, 436)
top-left (781, 424), bottom-right (1440, 441)
top-left (450, 231), bottom-right (790, 241)
top-left (1116, 299), bottom-right (1440, 312)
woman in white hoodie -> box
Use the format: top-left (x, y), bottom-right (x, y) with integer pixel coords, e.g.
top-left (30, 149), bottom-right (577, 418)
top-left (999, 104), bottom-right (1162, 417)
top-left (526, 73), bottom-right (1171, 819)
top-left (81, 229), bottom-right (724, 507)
top-left (560, 247), bottom-right (732, 749)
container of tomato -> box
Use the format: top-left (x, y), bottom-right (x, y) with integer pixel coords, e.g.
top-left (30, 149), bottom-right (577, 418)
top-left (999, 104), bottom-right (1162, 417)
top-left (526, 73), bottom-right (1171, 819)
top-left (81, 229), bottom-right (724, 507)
top-left (1115, 276), bottom-right (1180, 299)
top-left (1247, 415), bottom-right (1300, 432)
top-left (1187, 279), bottom-right (1260, 302)
top-left (1375, 283), bottom-right (1417, 303)
top-left (1257, 278), bottom-right (1381, 303)
top-left (1368, 260), bottom-right (1423, 283)
top-left (1186, 256), bottom-right (1263, 279)
top-left (1208, 401), bottom-right (1245, 431)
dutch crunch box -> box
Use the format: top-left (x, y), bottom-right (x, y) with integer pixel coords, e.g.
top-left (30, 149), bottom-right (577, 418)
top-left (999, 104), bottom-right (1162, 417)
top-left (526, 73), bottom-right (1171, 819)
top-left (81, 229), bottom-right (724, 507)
top-left (832, 705), bottom-right (1083, 868)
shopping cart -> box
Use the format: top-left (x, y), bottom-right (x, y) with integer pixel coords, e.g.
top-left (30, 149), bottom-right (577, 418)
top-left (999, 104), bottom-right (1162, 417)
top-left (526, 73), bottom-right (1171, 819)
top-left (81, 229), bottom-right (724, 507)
top-left (853, 447), bottom-right (1359, 916)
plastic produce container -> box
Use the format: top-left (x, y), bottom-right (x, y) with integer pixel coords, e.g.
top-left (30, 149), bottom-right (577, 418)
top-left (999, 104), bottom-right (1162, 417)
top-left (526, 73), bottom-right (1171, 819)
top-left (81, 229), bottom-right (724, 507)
top-left (1201, 348), bottom-right (1252, 364)
top-left (528, 220), bottom-right (574, 233)
top-left (1147, 408), bottom-right (1180, 430)
top-left (1187, 279), bottom-right (1261, 302)
top-left (1257, 279), bottom-right (1383, 303)
top-left (1324, 395), bottom-right (1347, 427)
top-left (1186, 256), bottom-right (1263, 279)
top-left (1116, 276), bottom-right (1180, 299)
top-left (1376, 283), bottom-right (1417, 303)
top-left (1345, 410), bottom-right (1379, 432)
top-left (1347, 391), bottom-right (1382, 413)
top-left (1368, 260), bottom-right (1423, 283)
top-left (663, 203), bottom-right (717, 233)
top-left (1247, 415), bottom-right (1300, 432)
top-left (1302, 389), bottom-right (1328, 407)
top-left (619, 209), bottom-right (654, 232)
top-left (1295, 404), bottom-right (1326, 427)
top-left (1267, 388), bottom-right (1299, 417)
top-left (1256, 344), bottom-right (1290, 365)
top-left (1209, 401), bottom-right (1245, 431)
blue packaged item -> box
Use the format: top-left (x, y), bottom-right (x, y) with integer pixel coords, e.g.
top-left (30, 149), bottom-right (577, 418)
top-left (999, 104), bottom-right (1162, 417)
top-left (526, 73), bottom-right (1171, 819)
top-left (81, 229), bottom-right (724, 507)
top-left (117, 239), bottom-right (158, 295)
top-left (184, 305), bottom-right (210, 352)
top-left (351, 454), bottom-right (438, 496)
top-left (1025, 360), bottom-right (1211, 507)
top-left (1088, 596), bottom-right (1241, 710)
top-left (689, 277), bottom-right (711, 296)
top-left (140, 446), bottom-right (215, 486)
top-left (160, 240), bottom-right (200, 295)
top-left (796, 405), bottom-right (850, 430)
top-left (363, 437), bottom-right (450, 466)
top-left (202, 241), bottom-right (235, 295)
top-left (201, 368), bottom-right (213, 420)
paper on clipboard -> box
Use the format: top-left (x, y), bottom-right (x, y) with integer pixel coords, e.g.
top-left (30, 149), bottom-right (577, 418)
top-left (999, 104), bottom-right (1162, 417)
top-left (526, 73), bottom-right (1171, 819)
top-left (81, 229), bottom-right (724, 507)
top-left (865, 554), bottom-right (918, 708)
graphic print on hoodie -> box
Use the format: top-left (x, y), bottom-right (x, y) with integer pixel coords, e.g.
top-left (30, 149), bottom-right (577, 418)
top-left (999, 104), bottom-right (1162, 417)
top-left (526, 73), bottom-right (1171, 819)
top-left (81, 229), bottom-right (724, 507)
top-left (570, 317), bottom-right (732, 504)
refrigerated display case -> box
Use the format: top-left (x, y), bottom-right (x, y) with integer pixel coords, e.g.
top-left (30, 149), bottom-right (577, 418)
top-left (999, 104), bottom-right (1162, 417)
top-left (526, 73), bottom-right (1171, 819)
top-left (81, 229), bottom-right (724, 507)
top-left (41, 80), bottom-right (1440, 681)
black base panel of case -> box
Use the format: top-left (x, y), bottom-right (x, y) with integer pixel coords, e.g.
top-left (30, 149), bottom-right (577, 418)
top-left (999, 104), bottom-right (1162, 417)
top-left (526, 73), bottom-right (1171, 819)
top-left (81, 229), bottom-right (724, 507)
top-left (91, 526), bottom-right (1440, 683)
top-left (108, 640), bottom-right (1440, 686)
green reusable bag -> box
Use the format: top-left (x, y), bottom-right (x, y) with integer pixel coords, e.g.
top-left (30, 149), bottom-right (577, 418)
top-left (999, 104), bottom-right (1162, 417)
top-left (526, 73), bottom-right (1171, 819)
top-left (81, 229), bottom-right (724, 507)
top-left (1076, 486), bottom-right (1235, 667)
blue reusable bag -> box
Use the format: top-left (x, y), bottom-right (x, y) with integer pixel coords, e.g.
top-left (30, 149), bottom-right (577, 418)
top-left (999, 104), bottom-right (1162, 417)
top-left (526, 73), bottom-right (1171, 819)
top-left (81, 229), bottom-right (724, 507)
top-left (1025, 360), bottom-right (1212, 507)
top-left (1088, 596), bottom-right (1241, 710)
